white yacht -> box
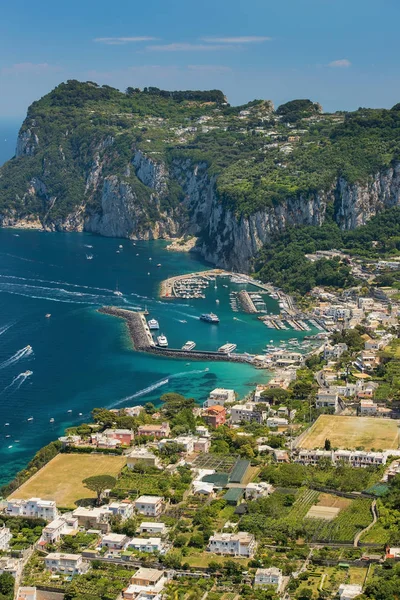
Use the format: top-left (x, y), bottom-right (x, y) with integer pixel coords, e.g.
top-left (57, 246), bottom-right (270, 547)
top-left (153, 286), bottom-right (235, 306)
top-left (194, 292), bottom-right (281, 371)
top-left (113, 283), bottom-right (123, 297)
top-left (182, 341), bottom-right (196, 351)
top-left (148, 318), bottom-right (159, 330)
top-left (157, 335), bottom-right (168, 347)
top-left (218, 343), bottom-right (237, 353)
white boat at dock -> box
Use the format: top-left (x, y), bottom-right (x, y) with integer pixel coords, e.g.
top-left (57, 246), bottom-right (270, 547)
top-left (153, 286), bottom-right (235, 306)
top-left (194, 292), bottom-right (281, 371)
top-left (182, 341), bottom-right (196, 351)
top-left (157, 335), bottom-right (168, 348)
top-left (148, 318), bottom-right (160, 330)
top-left (218, 342), bottom-right (237, 353)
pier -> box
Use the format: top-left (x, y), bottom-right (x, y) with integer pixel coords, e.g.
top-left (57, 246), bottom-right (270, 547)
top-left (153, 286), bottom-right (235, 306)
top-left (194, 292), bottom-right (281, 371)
top-left (238, 290), bottom-right (258, 314)
top-left (98, 307), bottom-right (257, 364)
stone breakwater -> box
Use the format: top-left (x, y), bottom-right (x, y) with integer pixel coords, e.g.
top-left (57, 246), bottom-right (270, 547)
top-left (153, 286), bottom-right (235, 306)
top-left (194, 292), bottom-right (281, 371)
top-left (98, 306), bottom-right (256, 364)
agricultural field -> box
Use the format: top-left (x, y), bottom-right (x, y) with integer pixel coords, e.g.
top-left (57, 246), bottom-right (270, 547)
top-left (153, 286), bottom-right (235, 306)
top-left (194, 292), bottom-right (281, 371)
top-left (9, 454), bottom-right (125, 508)
top-left (291, 565), bottom-right (368, 598)
top-left (298, 415), bottom-right (400, 451)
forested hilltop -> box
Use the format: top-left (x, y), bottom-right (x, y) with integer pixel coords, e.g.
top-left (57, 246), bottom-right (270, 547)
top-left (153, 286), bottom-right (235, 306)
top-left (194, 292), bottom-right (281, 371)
top-left (1, 80), bottom-right (400, 271)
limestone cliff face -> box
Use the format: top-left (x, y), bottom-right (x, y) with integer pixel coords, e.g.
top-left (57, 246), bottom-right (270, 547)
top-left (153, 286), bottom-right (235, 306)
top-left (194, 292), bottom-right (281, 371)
top-left (4, 126), bottom-right (400, 271)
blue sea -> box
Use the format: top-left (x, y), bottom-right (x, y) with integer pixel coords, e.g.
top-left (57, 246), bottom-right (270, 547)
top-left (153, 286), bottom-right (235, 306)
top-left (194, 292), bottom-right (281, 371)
top-left (0, 118), bottom-right (21, 166)
top-left (0, 120), bottom-right (311, 486)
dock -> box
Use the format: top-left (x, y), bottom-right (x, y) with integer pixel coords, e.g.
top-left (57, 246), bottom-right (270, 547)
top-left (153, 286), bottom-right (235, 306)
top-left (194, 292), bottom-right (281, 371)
top-left (237, 290), bottom-right (258, 314)
top-left (98, 307), bottom-right (256, 364)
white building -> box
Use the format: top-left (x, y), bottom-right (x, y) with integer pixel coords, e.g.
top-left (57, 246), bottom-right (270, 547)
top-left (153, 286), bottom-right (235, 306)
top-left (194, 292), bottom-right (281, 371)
top-left (0, 557), bottom-right (22, 578)
top-left (134, 496), bottom-right (164, 517)
top-left (316, 389), bottom-right (339, 413)
top-left (204, 388), bottom-right (235, 408)
top-left (360, 399), bottom-right (378, 415)
top-left (207, 532), bottom-right (256, 557)
top-left (123, 568), bottom-right (168, 600)
top-left (139, 522), bottom-right (167, 536)
top-left (101, 533), bottom-right (130, 550)
top-left (195, 425), bottom-right (210, 438)
top-left (0, 527), bottom-right (12, 551)
top-left (42, 515), bottom-right (78, 544)
top-left (254, 567), bottom-right (283, 588)
top-left (17, 587), bottom-right (37, 600)
top-left (106, 501), bottom-right (134, 521)
top-left (72, 506), bottom-right (110, 529)
top-left (266, 417), bottom-right (288, 427)
top-left (338, 583), bottom-right (363, 600)
top-left (6, 498), bottom-right (58, 521)
top-left (297, 449), bottom-right (387, 468)
top-left (127, 537), bottom-right (166, 554)
top-left (126, 448), bottom-right (161, 469)
top-left (45, 553), bottom-right (89, 575)
top-left (230, 403), bottom-right (267, 424)
top-left (245, 482), bottom-right (273, 500)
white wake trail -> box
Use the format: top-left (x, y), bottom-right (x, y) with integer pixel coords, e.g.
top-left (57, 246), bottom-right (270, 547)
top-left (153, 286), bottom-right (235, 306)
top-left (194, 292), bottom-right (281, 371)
top-left (0, 322), bottom-right (14, 337)
top-left (0, 370), bottom-right (32, 394)
top-left (0, 346), bottom-right (34, 371)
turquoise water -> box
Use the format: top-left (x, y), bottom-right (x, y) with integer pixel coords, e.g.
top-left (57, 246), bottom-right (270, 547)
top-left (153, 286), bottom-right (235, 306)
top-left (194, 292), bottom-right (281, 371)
top-left (0, 229), bottom-right (310, 485)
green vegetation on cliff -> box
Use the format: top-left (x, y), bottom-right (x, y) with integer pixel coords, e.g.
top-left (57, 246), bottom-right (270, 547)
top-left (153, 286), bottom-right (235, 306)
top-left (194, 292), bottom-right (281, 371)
top-left (255, 207), bottom-right (400, 294)
top-left (2, 79), bottom-right (400, 228)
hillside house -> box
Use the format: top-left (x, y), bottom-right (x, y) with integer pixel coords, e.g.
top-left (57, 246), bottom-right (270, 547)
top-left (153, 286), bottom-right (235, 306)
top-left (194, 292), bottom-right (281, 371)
top-left (137, 423), bottom-right (170, 439)
top-left (126, 448), bottom-right (161, 469)
top-left (230, 403), bottom-right (267, 424)
top-left (134, 496), bottom-right (164, 517)
top-left (123, 568), bottom-right (168, 600)
top-left (0, 526), bottom-right (12, 551)
top-left (254, 567), bottom-right (283, 588)
top-left (45, 553), bottom-right (89, 575)
top-left (202, 405), bottom-right (226, 428)
top-left (204, 388), bottom-right (235, 407)
top-left (316, 389), bottom-right (339, 413)
top-left (102, 429), bottom-right (134, 445)
top-left (42, 515), bottom-right (78, 544)
top-left (6, 498), bottom-right (58, 521)
top-left (207, 532), bottom-right (256, 557)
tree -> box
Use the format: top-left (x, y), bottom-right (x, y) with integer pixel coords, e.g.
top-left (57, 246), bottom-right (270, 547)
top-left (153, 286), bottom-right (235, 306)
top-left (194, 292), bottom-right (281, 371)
top-left (82, 475), bottom-right (116, 505)
top-left (0, 573), bottom-right (15, 595)
top-left (324, 438), bottom-right (331, 451)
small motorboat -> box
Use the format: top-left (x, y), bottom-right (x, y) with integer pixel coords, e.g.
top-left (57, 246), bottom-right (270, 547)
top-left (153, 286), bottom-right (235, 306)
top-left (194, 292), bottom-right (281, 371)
top-left (50, 418), bottom-right (54, 423)
top-left (27, 417), bottom-right (33, 421)
top-left (45, 314), bottom-right (51, 318)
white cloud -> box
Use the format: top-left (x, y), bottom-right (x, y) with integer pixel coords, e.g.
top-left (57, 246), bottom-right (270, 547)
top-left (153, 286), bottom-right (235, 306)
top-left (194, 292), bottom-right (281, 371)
top-left (187, 64), bottom-right (232, 73)
top-left (328, 59), bottom-right (351, 68)
top-left (1, 62), bottom-right (61, 75)
top-left (94, 36), bottom-right (157, 45)
top-left (146, 43), bottom-right (233, 52)
top-left (201, 36), bottom-right (271, 43)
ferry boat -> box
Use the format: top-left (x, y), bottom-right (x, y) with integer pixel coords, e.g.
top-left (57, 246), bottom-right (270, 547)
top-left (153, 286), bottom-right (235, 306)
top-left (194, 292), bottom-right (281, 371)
top-left (200, 313), bottom-right (220, 324)
top-left (182, 341), bottom-right (196, 351)
top-left (157, 335), bottom-right (168, 348)
top-left (148, 318), bottom-right (160, 330)
top-left (218, 343), bottom-right (237, 353)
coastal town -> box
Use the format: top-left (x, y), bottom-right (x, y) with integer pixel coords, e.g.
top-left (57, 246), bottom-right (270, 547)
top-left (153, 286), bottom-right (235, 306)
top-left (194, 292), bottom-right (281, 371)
top-left (0, 275), bottom-right (400, 600)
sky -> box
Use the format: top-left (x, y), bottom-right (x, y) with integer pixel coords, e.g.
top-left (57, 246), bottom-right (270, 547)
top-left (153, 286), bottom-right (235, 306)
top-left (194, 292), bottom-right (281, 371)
top-left (1, 0), bottom-right (400, 118)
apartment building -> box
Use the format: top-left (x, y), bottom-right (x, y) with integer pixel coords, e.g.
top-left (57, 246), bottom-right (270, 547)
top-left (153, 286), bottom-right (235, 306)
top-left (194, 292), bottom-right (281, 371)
top-left (207, 532), bottom-right (256, 557)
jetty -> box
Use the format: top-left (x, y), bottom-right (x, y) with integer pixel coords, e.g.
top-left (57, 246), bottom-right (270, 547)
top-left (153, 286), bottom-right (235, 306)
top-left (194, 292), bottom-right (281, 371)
top-left (238, 290), bottom-right (258, 314)
top-left (98, 307), bottom-right (256, 364)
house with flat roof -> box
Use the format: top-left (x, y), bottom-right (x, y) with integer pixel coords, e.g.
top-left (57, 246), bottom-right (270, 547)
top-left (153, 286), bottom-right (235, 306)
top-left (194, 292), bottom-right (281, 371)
top-left (41, 515), bottom-right (78, 544)
top-left (254, 567), bottom-right (283, 588)
top-left (44, 553), bottom-right (89, 575)
top-left (245, 482), bottom-right (273, 500)
top-left (137, 423), bottom-right (170, 439)
top-left (6, 498), bottom-right (58, 521)
top-left (100, 533), bottom-right (130, 550)
top-left (316, 389), bottom-right (339, 413)
top-left (207, 532), bottom-right (256, 557)
top-left (0, 557), bottom-right (22, 578)
top-left (134, 496), bottom-right (164, 517)
top-left (16, 587), bottom-right (36, 600)
top-left (102, 428), bottom-right (134, 445)
top-left (123, 567), bottom-right (168, 600)
top-left (230, 403), bottom-right (267, 425)
top-left (0, 526), bottom-right (12, 551)
top-left (72, 506), bottom-right (110, 531)
top-left (193, 437), bottom-right (211, 453)
top-left (106, 501), bottom-right (134, 521)
top-left (127, 537), bottom-right (166, 554)
top-left (126, 448), bottom-right (161, 469)
top-left (202, 405), bottom-right (226, 428)
top-left (139, 522), bottom-right (167, 536)
top-left (204, 388), bottom-right (235, 408)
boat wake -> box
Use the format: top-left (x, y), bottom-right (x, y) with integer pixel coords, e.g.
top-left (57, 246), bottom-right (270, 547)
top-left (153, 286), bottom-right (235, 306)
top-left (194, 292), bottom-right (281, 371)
top-left (0, 322), bottom-right (14, 337)
top-left (110, 368), bottom-right (209, 408)
top-left (0, 346), bottom-right (33, 371)
top-left (0, 370), bottom-right (33, 394)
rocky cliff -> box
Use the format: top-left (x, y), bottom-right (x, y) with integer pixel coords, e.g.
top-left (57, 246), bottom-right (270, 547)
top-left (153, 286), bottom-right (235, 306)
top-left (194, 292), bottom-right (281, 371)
top-left (2, 80), bottom-right (400, 272)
